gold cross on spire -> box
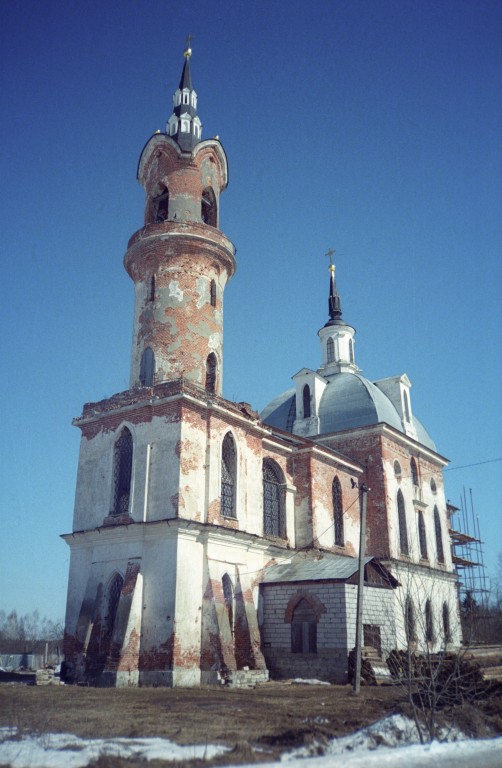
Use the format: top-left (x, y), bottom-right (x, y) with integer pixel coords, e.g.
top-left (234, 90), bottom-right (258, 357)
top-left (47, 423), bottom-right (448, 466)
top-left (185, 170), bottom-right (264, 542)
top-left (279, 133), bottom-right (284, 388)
top-left (326, 248), bottom-right (335, 273)
top-left (184, 34), bottom-right (193, 58)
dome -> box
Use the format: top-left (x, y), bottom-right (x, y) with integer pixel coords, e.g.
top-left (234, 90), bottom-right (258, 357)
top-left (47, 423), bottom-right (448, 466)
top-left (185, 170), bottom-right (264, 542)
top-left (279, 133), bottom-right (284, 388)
top-left (260, 372), bottom-right (436, 451)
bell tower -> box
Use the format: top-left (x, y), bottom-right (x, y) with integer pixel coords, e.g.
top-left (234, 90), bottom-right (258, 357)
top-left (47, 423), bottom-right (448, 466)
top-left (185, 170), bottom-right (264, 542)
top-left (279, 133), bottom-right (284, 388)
top-left (124, 44), bottom-right (236, 395)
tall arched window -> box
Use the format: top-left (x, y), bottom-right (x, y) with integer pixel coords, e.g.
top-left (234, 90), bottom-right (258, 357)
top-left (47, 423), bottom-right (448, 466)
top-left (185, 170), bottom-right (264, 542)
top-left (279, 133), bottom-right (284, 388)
top-left (221, 433), bottom-right (236, 518)
top-left (201, 187), bottom-right (217, 226)
top-left (405, 597), bottom-right (416, 644)
top-left (302, 384), bottom-right (311, 418)
top-left (105, 572), bottom-right (124, 643)
top-left (222, 573), bottom-right (234, 635)
top-left (425, 599), bottom-right (434, 642)
top-left (112, 428), bottom-right (133, 516)
top-left (397, 489), bottom-right (409, 555)
top-left (332, 476), bottom-right (344, 547)
top-left (349, 338), bottom-right (355, 364)
top-left (410, 457), bottom-right (419, 486)
top-left (418, 510), bottom-right (428, 559)
top-left (327, 337), bottom-right (334, 363)
top-left (210, 279), bottom-right (217, 307)
top-left (263, 459), bottom-right (285, 538)
top-left (291, 598), bottom-right (317, 654)
top-left (434, 506), bottom-right (445, 563)
top-left (139, 347), bottom-right (155, 387)
top-left (205, 353), bottom-right (217, 393)
top-left (442, 602), bottom-right (452, 643)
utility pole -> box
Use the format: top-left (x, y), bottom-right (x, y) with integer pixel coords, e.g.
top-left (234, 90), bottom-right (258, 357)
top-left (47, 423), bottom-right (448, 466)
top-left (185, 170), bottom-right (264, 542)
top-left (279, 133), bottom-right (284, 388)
top-left (352, 479), bottom-right (369, 694)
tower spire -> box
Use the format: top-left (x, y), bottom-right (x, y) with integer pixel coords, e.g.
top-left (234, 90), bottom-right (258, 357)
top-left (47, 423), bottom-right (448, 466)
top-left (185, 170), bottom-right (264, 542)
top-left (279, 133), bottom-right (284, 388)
top-left (318, 250), bottom-right (359, 375)
top-left (326, 251), bottom-right (344, 326)
top-left (167, 39), bottom-right (202, 152)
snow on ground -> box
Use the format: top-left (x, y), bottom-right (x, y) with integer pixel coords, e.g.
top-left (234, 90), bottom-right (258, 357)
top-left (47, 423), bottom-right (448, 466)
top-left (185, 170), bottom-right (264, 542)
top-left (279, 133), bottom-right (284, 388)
top-left (0, 728), bottom-right (229, 768)
top-left (0, 716), bottom-right (501, 768)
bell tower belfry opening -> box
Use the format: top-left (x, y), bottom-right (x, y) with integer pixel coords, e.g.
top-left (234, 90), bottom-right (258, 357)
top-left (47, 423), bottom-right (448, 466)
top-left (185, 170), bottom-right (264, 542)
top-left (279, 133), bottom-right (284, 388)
top-left (124, 44), bottom-right (236, 395)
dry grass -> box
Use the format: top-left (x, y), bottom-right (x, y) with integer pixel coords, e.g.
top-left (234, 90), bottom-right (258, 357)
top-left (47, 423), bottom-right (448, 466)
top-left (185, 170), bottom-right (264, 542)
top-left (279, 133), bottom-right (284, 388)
top-left (1, 680), bottom-right (500, 767)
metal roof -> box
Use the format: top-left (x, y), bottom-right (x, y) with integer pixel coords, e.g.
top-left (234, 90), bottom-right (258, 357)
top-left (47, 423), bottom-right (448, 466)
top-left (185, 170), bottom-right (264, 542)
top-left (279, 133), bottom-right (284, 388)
top-left (261, 553), bottom-right (374, 583)
top-left (260, 373), bottom-right (436, 451)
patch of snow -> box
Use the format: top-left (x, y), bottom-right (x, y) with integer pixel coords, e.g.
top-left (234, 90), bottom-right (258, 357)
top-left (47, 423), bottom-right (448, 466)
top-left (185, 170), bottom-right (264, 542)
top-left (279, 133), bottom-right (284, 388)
top-left (291, 678), bottom-right (331, 686)
top-left (0, 729), bottom-right (229, 768)
top-left (284, 714), bottom-right (466, 760)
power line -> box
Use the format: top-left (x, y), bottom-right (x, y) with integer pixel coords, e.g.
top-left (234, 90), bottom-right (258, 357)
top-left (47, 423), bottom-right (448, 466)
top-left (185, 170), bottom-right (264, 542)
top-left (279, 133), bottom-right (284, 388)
top-left (443, 457), bottom-right (502, 473)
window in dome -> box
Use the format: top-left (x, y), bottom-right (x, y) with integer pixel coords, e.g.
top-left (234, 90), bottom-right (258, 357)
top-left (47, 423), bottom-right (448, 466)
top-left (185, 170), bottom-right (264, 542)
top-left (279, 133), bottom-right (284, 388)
top-left (302, 384), bottom-right (311, 418)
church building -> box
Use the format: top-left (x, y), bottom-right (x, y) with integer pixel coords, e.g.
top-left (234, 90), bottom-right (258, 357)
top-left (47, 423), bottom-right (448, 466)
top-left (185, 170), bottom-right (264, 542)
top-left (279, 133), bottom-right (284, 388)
top-left (62, 46), bottom-right (461, 687)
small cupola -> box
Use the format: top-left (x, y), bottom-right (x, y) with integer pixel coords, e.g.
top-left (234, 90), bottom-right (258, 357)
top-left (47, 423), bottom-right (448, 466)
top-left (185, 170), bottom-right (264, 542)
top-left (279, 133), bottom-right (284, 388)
top-left (317, 256), bottom-right (360, 377)
top-left (167, 42), bottom-right (202, 152)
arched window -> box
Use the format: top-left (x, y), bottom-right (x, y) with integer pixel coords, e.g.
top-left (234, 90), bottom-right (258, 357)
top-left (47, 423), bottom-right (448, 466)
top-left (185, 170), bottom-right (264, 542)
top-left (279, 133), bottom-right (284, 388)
top-left (263, 459), bottom-right (285, 538)
top-left (139, 347), bottom-right (155, 387)
top-left (291, 598), bottom-right (317, 654)
top-left (153, 187), bottom-right (169, 222)
top-left (434, 505), bottom-right (445, 563)
top-left (394, 460), bottom-right (402, 478)
top-left (105, 572), bottom-right (124, 642)
top-left (210, 279), bottom-right (217, 307)
top-left (205, 353), bottom-right (217, 393)
top-left (222, 573), bottom-right (234, 635)
top-left (149, 275), bottom-right (155, 302)
top-left (397, 489), bottom-right (409, 555)
top-left (181, 118), bottom-right (190, 132)
top-left (201, 187), bottom-right (217, 227)
top-left (405, 597), bottom-right (416, 644)
top-left (403, 390), bottom-right (411, 422)
top-left (349, 338), bottom-right (355, 364)
top-left (418, 510), bottom-right (428, 559)
top-left (112, 428), bottom-right (133, 516)
top-left (327, 337), bottom-right (335, 363)
top-left (442, 602), bottom-right (452, 643)
top-left (410, 457), bottom-right (419, 486)
top-left (425, 599), bottom-right (434, 642)
top-left (221, 433), bottom-right (236, 518)
top-left (332, 476), bottom-right (344, 547)
top-left (302, 384), bottom-right (311, 418)
top-left (430, 478), bottom-right (437, 493)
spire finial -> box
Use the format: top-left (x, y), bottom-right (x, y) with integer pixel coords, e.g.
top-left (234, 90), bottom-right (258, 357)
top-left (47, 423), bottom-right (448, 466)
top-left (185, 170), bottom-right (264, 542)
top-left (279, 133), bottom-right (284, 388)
top-left (326, 247), bottom-right (335, 276)
top-left (324, 247), bottom-right (343, 325)
top-left (184, 34), bottom-right (193, 59)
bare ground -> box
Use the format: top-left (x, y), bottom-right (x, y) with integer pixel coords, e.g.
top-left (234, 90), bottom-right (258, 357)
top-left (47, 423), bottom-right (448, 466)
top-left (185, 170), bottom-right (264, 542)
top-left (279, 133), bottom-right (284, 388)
top-left (0, 680), bottom-right (501, 768)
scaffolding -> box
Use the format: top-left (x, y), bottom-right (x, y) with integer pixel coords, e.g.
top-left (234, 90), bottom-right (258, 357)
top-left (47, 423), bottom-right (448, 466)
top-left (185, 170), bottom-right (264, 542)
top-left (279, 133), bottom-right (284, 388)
top-left (448, 488), bottom-right (489, 610)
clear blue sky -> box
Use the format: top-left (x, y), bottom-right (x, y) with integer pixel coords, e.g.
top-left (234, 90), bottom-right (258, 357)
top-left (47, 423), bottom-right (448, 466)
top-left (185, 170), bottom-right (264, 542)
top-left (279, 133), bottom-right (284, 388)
top-left (1, 0), bottom-right (501, 622)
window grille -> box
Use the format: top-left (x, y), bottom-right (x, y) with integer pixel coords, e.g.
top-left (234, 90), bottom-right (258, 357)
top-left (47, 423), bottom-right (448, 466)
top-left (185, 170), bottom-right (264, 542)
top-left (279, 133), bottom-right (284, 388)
top-left (434, 506), bottom-right (445, 563)
top-left (332, 476), bottom-right (344, 547)
top-left (327, 337), bottom-right (334, 363)
top-left (397, 489), bottom-right (409, 555)
top-left (105, 573), bottom-right (124, 642)
top-left (221, 433), bottom-right (236, 518)
top-left (263, 460), bottom-right (285, 538)
top-left (418, 510), bottom-right (428, 559)
top-left (112, 428), bottom-right (133, 516)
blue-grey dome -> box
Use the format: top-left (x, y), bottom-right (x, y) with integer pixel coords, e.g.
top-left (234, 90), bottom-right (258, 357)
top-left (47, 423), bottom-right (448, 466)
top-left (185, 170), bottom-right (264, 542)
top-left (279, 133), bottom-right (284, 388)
top-left (261, 373), bottom-right (436, 451)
